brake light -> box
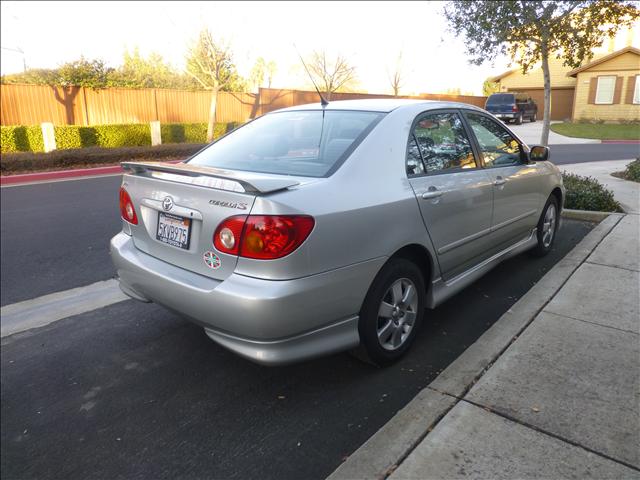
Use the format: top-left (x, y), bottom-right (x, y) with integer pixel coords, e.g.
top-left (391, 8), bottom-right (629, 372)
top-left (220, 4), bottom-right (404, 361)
top-left (213, 215), bottom-right (315, 259)
top-left (213, 215), bottom-right (247, 255)
top-left (512, 105), bottom-right (518, 112)
top-left (119, 187), bottom-right (138, 225)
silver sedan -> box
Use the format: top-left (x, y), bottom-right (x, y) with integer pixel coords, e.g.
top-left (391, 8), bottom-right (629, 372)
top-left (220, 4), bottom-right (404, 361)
top-left (110, 99), bottom-right (564, 366)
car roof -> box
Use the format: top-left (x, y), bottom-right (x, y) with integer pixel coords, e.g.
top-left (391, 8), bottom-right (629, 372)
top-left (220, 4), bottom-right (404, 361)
top-left (275, 98), bottom-right (485, 113)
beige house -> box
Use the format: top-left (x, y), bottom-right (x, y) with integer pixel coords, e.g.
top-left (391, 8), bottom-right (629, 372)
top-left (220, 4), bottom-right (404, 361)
top-left (490, 26), bottom-right (640, 122)
top-left (567, 47), bottom-right (639, 122)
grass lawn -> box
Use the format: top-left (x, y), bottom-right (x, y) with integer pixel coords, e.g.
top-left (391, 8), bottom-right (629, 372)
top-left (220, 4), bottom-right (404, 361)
top-left (550, 122), bottom-right (640, 140)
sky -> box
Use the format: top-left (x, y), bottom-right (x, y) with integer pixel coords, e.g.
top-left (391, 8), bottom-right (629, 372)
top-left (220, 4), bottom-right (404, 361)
top-left (1, 1), bottom-right (514, 95)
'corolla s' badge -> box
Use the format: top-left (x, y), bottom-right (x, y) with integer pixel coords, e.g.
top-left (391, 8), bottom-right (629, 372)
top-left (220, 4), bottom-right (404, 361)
top-left (162, 196), bottom-right (174, 211)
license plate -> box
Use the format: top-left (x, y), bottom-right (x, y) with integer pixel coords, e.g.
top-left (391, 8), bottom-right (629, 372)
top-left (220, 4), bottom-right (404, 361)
top-left (156, 212), bottom-right (191, 250)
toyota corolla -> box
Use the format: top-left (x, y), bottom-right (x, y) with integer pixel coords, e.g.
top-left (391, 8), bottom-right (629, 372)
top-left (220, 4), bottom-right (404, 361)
top-left (110, 99), bottom-right (564, 366)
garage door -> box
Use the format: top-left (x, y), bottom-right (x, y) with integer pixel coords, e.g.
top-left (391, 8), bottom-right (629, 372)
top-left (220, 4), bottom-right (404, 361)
top-left (508, 88), bottom-right (575, 121)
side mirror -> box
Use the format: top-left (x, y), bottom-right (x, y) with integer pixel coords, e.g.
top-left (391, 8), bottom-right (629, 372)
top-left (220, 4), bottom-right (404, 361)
top-left (529, 145), bottom-right (549, 162)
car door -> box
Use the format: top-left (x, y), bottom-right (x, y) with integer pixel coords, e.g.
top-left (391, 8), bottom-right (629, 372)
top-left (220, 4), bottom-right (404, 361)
top-left (406, 110), bottom-right (495, 280)
top-left (463, 111), bottom-right (546, 251)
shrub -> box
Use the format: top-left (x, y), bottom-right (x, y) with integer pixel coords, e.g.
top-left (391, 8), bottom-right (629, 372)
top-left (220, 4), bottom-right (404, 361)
top-left (93, 124), bottom-right (151, 148)
top-left (562, 173), bottom-right (622, 212)
top-left (1, 143), bottom-right (206, 174)
top-left (621, 158), bottom-right (640, 183)
top-left (54, 126), bottom-right (98, 149)
top-left (1, 125), bottom-right (44, 153)
top-left (1, 121), bottom-right (242, 154)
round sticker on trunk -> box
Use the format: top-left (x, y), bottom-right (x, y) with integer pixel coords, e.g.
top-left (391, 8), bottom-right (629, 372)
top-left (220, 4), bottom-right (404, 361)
top-left (203, 251), bottom-right (221, 269)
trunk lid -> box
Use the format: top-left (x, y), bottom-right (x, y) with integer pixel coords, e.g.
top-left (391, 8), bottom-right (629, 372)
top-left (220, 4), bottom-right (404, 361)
top-left (121, 161), bottom-right (301, 281)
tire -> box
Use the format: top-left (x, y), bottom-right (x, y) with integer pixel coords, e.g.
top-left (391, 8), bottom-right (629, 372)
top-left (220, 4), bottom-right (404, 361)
top-left (530, 111), bottom-right (537, 122)
top-left (515, 113), bottom-right (523, 125)
top-left (530, 196), bottom-right (559, 257)
top-left (355, 258), bottom-right (425, 366)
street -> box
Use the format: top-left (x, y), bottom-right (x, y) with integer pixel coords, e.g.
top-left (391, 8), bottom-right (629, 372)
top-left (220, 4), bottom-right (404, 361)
top-left (0, 173), bottom-right (595, 479)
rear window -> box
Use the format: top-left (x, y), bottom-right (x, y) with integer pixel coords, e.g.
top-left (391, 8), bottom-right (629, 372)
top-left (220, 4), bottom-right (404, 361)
top-left (486, 94), bottom-right (515, 105)
top-left (187, 110), bottom-right (384, 177)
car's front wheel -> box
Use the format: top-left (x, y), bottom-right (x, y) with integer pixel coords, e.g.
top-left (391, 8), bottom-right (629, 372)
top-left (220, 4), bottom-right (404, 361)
top-left (356, 258), bottom-right (425, 366)
top-left (530, 195), bottom-right (559, 257)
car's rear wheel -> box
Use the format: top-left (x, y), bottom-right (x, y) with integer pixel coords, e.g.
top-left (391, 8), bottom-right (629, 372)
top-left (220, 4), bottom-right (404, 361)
top-left (530, 195), bottom-right (559, 257)
top-left (515, 113), bottom-right (523, 125)
top-left (355, 258), bottom-right (425, 366)
top-left (531, 111), bottom-right (537, 122)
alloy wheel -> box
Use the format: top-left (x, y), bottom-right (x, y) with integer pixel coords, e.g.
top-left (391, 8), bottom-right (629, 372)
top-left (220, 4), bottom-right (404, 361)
top-left (376, 278), bottom-right (418, 351)
top-left (542, 203), bottom-right (556, 248)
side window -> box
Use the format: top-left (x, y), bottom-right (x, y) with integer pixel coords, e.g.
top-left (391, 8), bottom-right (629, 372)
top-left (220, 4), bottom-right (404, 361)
top-left (465, 113), bottom-right (524, 168)
top-left (406, 112), bottom-right (476, 175)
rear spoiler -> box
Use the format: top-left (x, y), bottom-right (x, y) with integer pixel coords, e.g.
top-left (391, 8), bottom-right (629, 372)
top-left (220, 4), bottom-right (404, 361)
top-left (121, 161), bottom-right (300, 194)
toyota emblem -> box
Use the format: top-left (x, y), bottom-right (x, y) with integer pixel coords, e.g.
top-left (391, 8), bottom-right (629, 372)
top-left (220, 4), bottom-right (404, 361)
top-left (162, 196), bottom-right (174, 211)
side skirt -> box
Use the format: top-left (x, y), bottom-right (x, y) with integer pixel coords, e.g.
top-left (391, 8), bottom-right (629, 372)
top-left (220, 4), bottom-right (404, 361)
top-left (427, 228), bottom-right (538, 308)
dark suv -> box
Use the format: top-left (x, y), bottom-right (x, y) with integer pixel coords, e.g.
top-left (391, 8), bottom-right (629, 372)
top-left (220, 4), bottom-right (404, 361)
top-left (485, 93), bottom-right (537, 125)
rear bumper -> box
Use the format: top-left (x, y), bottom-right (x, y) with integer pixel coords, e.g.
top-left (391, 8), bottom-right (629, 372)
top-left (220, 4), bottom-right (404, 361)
top-left (493, 113), bottom-right (517, 119)
top-left (110, 232), bottom-right (385, 365)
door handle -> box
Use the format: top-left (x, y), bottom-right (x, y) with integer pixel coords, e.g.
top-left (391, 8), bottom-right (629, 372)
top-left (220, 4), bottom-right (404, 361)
top-left (494, 176), bottom-right (506, 186)
top-left (421, 189), bottom-right (442, 199)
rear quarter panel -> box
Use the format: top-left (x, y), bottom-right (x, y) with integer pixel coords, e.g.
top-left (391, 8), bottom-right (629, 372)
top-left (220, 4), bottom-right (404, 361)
top-left (234, 107), bottom-right (440, 281)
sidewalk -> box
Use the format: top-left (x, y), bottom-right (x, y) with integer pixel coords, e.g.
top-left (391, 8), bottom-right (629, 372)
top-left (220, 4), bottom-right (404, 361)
top-left (560, 159), bottom-right (640, 214)
top-left (508, 122), bottom-right (601, 146)
top-left (329, 213), bottom-right (639, 479)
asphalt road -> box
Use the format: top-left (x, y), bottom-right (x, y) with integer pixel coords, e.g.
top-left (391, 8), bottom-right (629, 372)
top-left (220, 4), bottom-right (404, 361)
top-left (0, 175), bottom-right (122, 306)
top-left (1, 219), bottom-right (593, 480)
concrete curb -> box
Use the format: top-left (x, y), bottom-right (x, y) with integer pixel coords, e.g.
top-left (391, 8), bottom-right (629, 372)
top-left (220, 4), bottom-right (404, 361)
top-left (0, 279), bottom-right (128, 339)
top-left (561, 209), bottom-right (618, 222)
top-left (327, 213), bottom-right (624, 480)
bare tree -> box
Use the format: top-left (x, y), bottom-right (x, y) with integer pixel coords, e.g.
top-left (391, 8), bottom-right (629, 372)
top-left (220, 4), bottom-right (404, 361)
top-left (387, 51), bottom-right (405, 97)
top-left (185, 29), bottom-right (243, 141)
top-left (306, 51), bottom-right (357, 100)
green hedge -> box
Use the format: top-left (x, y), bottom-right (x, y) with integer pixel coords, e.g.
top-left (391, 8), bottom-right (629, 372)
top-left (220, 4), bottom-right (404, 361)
top-left (1, 122), bottom-right (240, 153)
top-left (1, 125), bottom-right (44, 153)
top-left (562, 173), bottom-right (623, 212)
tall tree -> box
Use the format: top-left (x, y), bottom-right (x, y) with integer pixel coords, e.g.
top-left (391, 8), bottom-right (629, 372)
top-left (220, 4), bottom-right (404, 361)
top-left (387, 51), bottom-right (405, 97)
top-left (249, 57), bottom-right (266, 92)
top-left (109, 48), bottom-right (198, 89)
top-left (305, 51), bottom-right (357, 100)
top-left (443, 1), bottom-right (639, 145)
top-left (266, 60), bottom-right (277, 88)
top-left (482, 77), bottom-right (501, 97)
top-left (186, 29), bottom-right (244, 141)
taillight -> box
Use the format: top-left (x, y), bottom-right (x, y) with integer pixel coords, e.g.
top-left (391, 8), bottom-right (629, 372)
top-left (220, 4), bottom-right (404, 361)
top-left (512, 105), bottom-right (518, 112)
top-left (119, 187), bottom-right (138, 225)
top-left (213, 215), bottom-right (247, 255)
top-left (213, 215), bottom-right (315, 260)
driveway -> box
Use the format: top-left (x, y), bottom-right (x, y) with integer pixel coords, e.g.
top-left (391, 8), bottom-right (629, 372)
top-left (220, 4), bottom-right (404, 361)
top-left (508, 121), bottom-right (600, 146)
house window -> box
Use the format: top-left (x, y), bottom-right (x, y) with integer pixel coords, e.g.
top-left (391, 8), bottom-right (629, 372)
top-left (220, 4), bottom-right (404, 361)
top-left (595, 76), bottom-right (616, 104)
top-left (634, 75), bottom-right (640, 104)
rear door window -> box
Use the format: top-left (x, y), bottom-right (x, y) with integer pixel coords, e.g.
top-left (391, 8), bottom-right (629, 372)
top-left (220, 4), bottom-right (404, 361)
top-left (406, 112), bottom-right (477, 175)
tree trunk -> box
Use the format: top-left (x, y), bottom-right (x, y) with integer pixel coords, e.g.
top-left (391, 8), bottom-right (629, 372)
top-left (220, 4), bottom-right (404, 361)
top-left (540, 46), bottom-right (551, 146)
top-left (206, 87), bottom-right (219, 142)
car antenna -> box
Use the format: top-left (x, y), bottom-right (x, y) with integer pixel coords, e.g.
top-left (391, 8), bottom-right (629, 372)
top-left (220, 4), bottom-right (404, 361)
top-left (294, 44), bottom-right (329, 108)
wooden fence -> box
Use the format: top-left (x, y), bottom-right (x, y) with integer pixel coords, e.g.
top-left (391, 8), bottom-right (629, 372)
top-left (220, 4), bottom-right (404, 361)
top-left (0, 84), bottom-right (486, 126)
